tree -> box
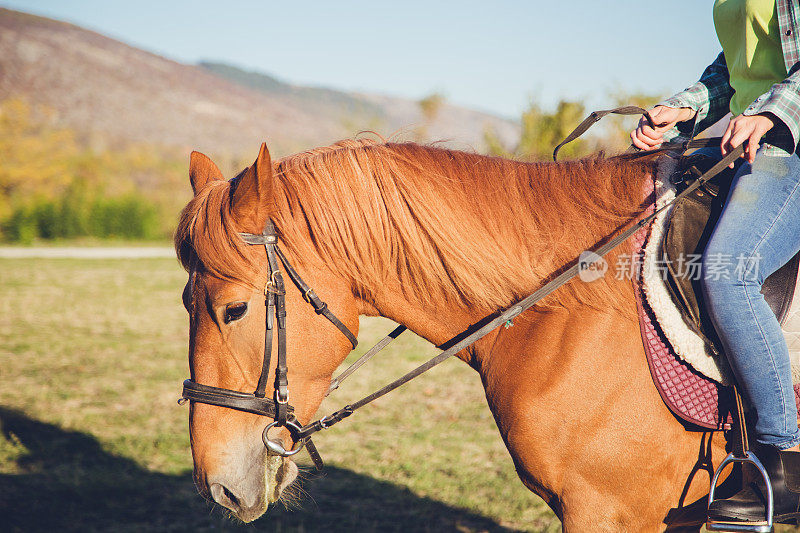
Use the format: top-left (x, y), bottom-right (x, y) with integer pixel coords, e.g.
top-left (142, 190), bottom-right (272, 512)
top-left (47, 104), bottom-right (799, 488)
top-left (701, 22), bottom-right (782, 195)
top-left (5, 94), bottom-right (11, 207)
top-left (0, 97), bottom-right (184, 241)
top-left (0, 98), bottom-right (78, 220)
top-left (485, 92), bottom-right (665, 160)
top-left (484, 100), bottom-right (588, 160)
top-left (594, 91), bottom-right (665, 153)
top-left (415, 92), bottom-right (446, 142)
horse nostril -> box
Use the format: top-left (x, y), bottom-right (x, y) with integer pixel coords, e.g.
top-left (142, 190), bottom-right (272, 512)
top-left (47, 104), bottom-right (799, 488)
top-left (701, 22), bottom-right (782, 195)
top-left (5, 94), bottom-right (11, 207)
top-left (223, 485), bottom-right (240, 507)
top-left (210, 482), bottom-right (241, 512)
top-left (208, 480), bottom-right (267, 522)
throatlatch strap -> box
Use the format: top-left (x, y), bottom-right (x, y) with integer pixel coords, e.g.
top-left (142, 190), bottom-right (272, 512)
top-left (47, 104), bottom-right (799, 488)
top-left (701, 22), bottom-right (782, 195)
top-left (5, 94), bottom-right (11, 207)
top-left (275, 247), bottom-right (358, 349)
top-left (241, 228), bottom-right (358, 351)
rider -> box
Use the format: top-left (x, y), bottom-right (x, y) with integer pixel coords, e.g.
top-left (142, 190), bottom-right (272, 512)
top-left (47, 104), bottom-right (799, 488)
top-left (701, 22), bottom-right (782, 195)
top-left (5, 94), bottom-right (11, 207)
top-left (631, 0), bottom-right (800, 524)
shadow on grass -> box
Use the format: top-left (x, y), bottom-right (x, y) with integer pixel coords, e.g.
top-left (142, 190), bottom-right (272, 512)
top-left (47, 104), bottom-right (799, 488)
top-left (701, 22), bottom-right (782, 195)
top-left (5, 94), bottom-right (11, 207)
top-left (0, 407), bottom-right (522, 532)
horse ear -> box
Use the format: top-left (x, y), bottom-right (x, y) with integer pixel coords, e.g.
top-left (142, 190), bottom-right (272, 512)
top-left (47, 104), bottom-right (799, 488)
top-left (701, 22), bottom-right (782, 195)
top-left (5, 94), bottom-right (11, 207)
top-left (189, 151), bottom-right (224, 195)
top-left (230, 142), bottom-right (275, 233)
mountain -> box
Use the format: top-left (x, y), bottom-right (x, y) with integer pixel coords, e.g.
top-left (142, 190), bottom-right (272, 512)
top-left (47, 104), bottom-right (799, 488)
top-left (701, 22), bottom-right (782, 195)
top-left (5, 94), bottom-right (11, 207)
top-left (199, 61), bottom-right (386, 119)
top-left (0, 8), bottom-right (519, 159)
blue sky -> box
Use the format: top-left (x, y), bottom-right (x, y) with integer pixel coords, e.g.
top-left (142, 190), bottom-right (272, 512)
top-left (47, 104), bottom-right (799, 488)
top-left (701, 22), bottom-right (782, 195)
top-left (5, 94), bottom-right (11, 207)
top-left (3, 1), bottom-right (720, 118)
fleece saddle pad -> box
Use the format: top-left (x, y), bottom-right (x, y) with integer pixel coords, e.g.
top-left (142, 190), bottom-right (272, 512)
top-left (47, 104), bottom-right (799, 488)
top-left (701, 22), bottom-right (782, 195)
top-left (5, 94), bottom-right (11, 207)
top-left (633, 170), bottom-right (800, 430)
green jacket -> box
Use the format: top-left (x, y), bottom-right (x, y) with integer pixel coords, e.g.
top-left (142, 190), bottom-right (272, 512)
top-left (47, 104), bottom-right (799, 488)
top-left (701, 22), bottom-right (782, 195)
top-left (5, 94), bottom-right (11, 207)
top-left (661, 0), bottom-right (800, 155)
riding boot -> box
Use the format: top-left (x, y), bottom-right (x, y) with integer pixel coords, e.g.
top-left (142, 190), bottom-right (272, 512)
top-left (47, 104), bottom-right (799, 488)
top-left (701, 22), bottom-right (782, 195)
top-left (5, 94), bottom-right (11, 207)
top-left (708, 443), bottom-right (800, 524)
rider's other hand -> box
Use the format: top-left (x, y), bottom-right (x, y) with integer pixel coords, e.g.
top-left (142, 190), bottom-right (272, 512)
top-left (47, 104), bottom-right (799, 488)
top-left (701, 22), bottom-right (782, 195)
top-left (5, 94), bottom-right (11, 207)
top-left (630, 106), bottom-right (696, 151)
top-left (720, 113), bottom-right (776, 167)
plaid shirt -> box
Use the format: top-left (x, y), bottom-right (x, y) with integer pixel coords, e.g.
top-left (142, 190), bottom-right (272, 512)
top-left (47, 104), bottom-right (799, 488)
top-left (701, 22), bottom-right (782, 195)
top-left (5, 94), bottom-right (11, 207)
top-left (660, 0), bottom-right (800, 155)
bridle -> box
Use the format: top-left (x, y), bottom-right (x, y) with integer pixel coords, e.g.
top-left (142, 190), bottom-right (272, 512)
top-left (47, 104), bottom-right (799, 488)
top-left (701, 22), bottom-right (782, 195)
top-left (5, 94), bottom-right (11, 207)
top-left (181, 220), bottom-right (357, 470)
top-left (180, 111), bottom-right (745, 472)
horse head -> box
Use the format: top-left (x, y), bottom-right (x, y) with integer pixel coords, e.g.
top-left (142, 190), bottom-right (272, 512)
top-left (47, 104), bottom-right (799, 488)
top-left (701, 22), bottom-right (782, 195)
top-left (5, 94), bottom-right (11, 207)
top-left (176, 144), bottom-right (359, 522)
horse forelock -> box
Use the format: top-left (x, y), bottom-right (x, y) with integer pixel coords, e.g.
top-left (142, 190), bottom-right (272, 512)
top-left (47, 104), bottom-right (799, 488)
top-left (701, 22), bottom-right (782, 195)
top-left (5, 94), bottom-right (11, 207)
top-left (174, 178), bottom-right (259, 285)
top-left (176, 138), bottom-right (654, 313)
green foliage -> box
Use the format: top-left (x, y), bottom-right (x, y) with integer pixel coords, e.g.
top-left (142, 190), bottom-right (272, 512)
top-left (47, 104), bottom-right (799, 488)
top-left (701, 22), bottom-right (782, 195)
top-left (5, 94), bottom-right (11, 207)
top-left (415, 92), bottom-right (447, 142)
top-left (594, 90), bottom-right (666, 152)
top-left (485, 100), bottom-right (588, 160)
top-left (3, 185), bottom-right (161, 243)
top-left (90, 195), bottom-right (160, 239)
top-left (419, 92), bottom-right (445, 122)
top-left (0, 98), bottom-right (187, 242)
top-left (486, 92), bottom-right (666, 160)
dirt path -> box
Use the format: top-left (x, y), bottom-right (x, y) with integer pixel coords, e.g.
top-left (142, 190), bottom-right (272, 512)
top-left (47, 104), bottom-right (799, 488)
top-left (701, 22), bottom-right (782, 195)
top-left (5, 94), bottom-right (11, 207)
top-left (0, 247), bottom-right (174, 259)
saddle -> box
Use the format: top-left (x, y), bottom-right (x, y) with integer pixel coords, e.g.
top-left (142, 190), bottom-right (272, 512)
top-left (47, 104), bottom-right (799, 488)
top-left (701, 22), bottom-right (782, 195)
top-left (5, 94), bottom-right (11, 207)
top-left (633, 162), bottom-right (800, 430)
top-left (660, 153), bottom-right (800, 356)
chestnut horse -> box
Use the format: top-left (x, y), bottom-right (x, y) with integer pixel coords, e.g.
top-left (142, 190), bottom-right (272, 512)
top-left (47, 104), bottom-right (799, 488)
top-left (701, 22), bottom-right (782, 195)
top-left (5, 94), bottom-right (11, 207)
top-left (176, 139), bottom-right (730, 531)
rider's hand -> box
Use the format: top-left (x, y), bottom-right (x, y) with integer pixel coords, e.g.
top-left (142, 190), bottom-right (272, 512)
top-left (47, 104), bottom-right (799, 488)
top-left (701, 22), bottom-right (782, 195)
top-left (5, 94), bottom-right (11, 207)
top-left (630, 106), bottom-right (696, 150)
top-left (721, 113), bottom-right (776, 167)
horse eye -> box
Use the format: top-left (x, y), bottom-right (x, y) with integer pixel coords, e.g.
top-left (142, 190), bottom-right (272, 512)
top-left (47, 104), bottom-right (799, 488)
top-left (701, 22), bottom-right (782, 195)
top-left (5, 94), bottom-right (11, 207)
top-left (224, 302), bottom-right (248, 324)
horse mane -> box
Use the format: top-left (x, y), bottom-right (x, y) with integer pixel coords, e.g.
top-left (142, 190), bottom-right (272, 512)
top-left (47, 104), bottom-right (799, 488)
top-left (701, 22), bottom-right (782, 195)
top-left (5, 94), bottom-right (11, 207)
top-left (176, 138), bottom-right (655, 314)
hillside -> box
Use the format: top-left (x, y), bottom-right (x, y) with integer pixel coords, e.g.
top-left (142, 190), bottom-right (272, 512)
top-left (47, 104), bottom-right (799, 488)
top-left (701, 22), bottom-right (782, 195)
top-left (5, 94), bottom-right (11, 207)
top-left (0, 8), bottom-right (519, 159)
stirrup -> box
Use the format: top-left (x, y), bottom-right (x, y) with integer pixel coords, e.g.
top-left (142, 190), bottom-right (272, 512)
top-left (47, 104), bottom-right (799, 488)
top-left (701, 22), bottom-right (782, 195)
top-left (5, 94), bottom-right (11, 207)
top-left (706, 451), bottom-right (774, 533)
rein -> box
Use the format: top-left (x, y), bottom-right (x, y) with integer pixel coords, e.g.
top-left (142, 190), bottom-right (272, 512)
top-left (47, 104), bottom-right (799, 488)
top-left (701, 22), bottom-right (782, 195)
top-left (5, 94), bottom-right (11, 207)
top-left (181, 109), bottom-right (743, 471)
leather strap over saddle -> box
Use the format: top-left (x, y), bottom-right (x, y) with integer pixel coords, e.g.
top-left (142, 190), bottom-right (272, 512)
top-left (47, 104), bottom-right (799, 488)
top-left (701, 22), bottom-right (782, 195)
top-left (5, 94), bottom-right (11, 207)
top-left (661, 153), bottom-right (800, 355)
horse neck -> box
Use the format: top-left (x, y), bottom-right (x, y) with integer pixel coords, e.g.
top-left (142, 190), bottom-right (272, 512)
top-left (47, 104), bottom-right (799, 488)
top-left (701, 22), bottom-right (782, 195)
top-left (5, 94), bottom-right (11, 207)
top-left (277, 143), bottom-right (652, 356)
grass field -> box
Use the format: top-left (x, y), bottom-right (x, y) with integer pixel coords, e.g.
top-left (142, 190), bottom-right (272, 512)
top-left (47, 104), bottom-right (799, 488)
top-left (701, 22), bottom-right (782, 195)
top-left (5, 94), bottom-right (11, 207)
top-left (0, 257), bottom-right (559, 532)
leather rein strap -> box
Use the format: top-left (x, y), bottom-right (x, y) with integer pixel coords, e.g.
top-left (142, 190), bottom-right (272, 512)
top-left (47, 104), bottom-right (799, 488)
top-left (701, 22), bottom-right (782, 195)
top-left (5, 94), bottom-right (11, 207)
top-left (552, 105), bottom-right (655, 161)
top-left (182, 109), bottom-right (745, 470)
top-left (551, 105), bottom-right (729, 162)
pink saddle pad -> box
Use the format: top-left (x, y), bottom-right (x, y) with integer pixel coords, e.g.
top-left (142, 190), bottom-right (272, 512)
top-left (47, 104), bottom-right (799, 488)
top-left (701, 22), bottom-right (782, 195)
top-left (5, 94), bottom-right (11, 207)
top-left (633, 173), bottom-right (800, 430)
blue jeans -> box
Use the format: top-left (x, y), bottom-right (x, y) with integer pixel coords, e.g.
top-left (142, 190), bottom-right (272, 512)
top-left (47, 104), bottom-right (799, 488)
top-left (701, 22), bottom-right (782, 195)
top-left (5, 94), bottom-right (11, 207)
top-left (699, 145), bottom-right (800, 450)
